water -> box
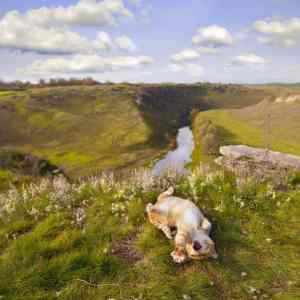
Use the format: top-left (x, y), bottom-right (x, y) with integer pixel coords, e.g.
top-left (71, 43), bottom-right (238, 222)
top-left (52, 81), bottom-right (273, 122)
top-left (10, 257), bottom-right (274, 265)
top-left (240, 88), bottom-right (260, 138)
top-left (153, 126), bottom-right (195, 176)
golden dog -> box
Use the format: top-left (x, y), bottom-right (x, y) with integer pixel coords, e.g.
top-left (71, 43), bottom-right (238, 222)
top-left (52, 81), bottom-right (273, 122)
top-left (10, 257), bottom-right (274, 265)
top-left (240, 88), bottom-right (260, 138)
top-left (146, 187), bottom-right (217, 263)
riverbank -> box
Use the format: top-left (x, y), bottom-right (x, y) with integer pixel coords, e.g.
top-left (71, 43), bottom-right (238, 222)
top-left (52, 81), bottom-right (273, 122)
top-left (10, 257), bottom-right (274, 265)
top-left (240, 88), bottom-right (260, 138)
top-left (152, 127), bottom-right (195, 176)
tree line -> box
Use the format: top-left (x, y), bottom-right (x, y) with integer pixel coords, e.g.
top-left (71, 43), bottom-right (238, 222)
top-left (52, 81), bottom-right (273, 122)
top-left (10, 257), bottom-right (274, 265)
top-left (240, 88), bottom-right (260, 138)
top-left (0, 77), bottom-right (106, 91)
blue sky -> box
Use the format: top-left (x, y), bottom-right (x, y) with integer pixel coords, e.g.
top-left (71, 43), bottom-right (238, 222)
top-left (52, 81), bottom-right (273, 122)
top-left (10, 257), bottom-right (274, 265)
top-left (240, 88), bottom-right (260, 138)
top-left (0, 0), bottom-right (299, 83)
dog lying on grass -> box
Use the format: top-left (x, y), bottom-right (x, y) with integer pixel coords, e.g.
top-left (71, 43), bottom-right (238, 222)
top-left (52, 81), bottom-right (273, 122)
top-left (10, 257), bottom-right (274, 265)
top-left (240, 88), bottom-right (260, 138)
top-left (146, 187), bottom-right (218, 263)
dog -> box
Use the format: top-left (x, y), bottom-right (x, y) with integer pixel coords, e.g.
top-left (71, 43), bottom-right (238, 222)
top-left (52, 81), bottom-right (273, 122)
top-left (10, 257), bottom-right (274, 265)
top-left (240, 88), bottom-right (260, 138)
top-left (146, 187), bottom-right (218, 263)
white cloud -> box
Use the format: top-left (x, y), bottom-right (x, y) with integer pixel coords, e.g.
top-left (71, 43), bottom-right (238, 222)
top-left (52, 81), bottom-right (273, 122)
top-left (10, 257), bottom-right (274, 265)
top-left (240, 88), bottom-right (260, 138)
top-left (197, 46), bottom-right (221, 55)
top-left (170, 49), bottom-right (200, 62)
top-left (94, 31), bottom-right (113, 51)
top-left (0, 0), bottom-right (136, 55)
top-left (253, 18), bottom-right (300, 47)
top-left (169, 63), bottom-right (204, 78)
top-left (114, 35), bottom-right (137, 52)
top-left (192, 25), bottom-right (233, 47)
top-left (0, 11), bottom-right (93, 55)
top-left (0, 10), bottom-right (138, 55)
top-left (94, 33), bottom-right (137, 52)
top-left (231, 54), bottom-right (270, 66)
top-left (26, 0), bottom-right (133, 27)
top-left (20, 54), bottom-right (154, 74)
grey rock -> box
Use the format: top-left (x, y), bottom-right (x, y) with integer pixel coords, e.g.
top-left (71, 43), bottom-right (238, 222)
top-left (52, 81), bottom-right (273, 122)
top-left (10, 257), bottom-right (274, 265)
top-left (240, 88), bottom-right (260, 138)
top-left (218, 145), bottom-right (300, 170)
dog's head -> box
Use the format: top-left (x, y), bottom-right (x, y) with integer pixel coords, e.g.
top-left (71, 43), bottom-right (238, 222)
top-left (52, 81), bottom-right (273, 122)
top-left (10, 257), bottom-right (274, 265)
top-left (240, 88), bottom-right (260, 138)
top-left (186, 230), bottom-right (218, 260)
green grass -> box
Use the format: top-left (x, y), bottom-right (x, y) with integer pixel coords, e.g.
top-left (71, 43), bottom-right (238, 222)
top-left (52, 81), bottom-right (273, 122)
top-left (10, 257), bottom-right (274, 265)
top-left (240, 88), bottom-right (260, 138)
top-left (0, 169), bottom-right (13, 190)
top-left (193, 109), bottom-right (300, 165)
top-left (0, 85), bottom-right (164, 178)
top-left (0, 91), bottom-right (14, 98)
top-left (0, 170), bottom-right (299, 300)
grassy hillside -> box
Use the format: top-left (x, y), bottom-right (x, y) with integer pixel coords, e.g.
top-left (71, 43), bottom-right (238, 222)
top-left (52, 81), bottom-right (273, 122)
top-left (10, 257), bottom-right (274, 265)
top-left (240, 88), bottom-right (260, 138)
top-left (0, 83), bottom-right (270, 179)
top-left (192, 98), bottom-right (300, 164)
top-left (0, 85), bottom-right (161, 178)
top-left (0, 168), bottom-right (299, 300)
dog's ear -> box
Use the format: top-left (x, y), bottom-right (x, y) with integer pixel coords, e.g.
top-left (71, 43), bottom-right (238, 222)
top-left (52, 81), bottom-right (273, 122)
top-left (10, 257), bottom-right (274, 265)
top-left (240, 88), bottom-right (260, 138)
top-left (201, 218), bottom-right (212, 234)
top-left (209, 242), bottom-right (218, 259)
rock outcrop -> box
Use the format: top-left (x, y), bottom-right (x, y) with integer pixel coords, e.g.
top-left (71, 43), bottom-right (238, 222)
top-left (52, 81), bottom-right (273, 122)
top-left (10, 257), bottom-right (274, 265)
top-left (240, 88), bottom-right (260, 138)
top-left (215, 145), bottom-right (300, 187)
top-left (217, 145), bottom-right (300, 170)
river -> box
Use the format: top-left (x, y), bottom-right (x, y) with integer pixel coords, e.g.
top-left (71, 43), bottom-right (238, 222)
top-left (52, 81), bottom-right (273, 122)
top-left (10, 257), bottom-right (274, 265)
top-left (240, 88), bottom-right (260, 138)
top-left (152, 126), bottom-right (195, 176)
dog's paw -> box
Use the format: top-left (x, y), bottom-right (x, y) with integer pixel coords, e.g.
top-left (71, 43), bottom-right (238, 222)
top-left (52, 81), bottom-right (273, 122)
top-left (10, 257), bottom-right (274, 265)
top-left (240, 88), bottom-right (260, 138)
top-left (163, 229), bottom-right (173, 240)
top-left (171, 251), bottom-right (186, 264)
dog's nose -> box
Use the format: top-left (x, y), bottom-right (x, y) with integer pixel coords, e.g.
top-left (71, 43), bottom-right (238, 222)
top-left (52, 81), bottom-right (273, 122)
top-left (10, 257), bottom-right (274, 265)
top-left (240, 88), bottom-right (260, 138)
top-left (193, 241), bottom-right (202, 251)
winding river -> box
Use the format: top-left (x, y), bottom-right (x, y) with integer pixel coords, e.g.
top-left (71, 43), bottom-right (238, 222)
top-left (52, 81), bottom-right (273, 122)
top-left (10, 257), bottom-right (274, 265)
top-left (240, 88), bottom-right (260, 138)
top-left (152, 126), bottom-right (195, 176)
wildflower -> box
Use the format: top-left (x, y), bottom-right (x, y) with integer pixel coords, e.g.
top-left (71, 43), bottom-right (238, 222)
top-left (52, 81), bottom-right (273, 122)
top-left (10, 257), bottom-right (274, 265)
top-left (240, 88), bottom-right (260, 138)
top-left (56, 291), bottom-right (62, 297)
top-left (266, 238), bottom-right (272, 243)
top-left (29, 207), bottom-right (40, 220)
top-left (241, 272), bottom-right (247, 277)
top-left (73, 207), bottom-right (86, 228)
top-left (45, 205), bottom-right (52, 213)
top-left (182, 295), bottom-right (192, 300)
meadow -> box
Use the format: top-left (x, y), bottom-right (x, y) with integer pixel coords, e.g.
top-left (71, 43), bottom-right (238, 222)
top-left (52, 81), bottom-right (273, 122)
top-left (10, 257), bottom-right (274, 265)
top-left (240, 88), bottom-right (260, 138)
top-left (0, 167), bottom-right (299, 300)
top-left (0, 83), bottom-right (300, 300)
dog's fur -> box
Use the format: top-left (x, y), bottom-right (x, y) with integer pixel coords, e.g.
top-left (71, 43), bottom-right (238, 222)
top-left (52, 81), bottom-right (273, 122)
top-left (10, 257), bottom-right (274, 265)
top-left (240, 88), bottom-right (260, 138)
top-left (146, 187), bottom-right (218, 263)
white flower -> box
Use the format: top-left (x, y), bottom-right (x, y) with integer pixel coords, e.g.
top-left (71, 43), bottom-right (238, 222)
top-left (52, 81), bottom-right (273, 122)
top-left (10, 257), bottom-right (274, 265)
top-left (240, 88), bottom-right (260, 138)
top-left (241, 272), bottom-right (247, 277)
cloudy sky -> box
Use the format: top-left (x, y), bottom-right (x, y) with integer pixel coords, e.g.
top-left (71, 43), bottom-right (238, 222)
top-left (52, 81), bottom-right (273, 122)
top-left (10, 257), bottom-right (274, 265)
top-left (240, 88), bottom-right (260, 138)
top-left (0, 0), bottom-right (299, 83)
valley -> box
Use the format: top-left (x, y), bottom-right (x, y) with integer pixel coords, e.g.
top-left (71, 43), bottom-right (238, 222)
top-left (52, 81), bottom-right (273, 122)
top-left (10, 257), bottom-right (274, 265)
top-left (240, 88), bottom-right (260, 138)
top-left (0, 83), bottom-right (271, 180)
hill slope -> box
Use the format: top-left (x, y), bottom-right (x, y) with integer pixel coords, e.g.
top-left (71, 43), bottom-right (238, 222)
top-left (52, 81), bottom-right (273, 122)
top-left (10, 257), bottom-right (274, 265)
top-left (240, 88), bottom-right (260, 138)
top-left (0, 169), bottom-right (299, 300)
top-left (192, 96), bottom-right (300, 164)
top-left (0, 84), bottom-right (270, 178)
top-left (0, 85), bottom-right (157, 177)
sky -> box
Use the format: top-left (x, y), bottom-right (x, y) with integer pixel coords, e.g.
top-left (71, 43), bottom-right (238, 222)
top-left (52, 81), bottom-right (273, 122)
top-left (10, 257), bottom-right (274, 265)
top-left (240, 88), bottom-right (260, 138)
top-left (0, 0), bottom-right (299, 83)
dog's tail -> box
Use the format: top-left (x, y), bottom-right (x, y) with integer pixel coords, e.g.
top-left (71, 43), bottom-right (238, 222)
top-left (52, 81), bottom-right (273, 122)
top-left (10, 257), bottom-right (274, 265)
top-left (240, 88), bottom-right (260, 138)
top-left (157, 186), bottom-right (174, 202)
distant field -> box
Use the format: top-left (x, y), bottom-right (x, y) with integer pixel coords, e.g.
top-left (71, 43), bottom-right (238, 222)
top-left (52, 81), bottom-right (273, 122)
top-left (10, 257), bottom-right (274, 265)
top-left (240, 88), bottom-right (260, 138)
top-left (0, 91), bottom-right (14, 98)
top-left (0, 85), bottom-right (160, 177)
top-left (0, 83), bottom-right (275, 178)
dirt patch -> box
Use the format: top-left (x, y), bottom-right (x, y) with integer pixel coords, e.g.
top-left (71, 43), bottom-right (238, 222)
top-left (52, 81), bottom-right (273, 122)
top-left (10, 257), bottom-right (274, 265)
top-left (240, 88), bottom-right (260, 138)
top-left (112, 234), bottom-right (142, 264)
